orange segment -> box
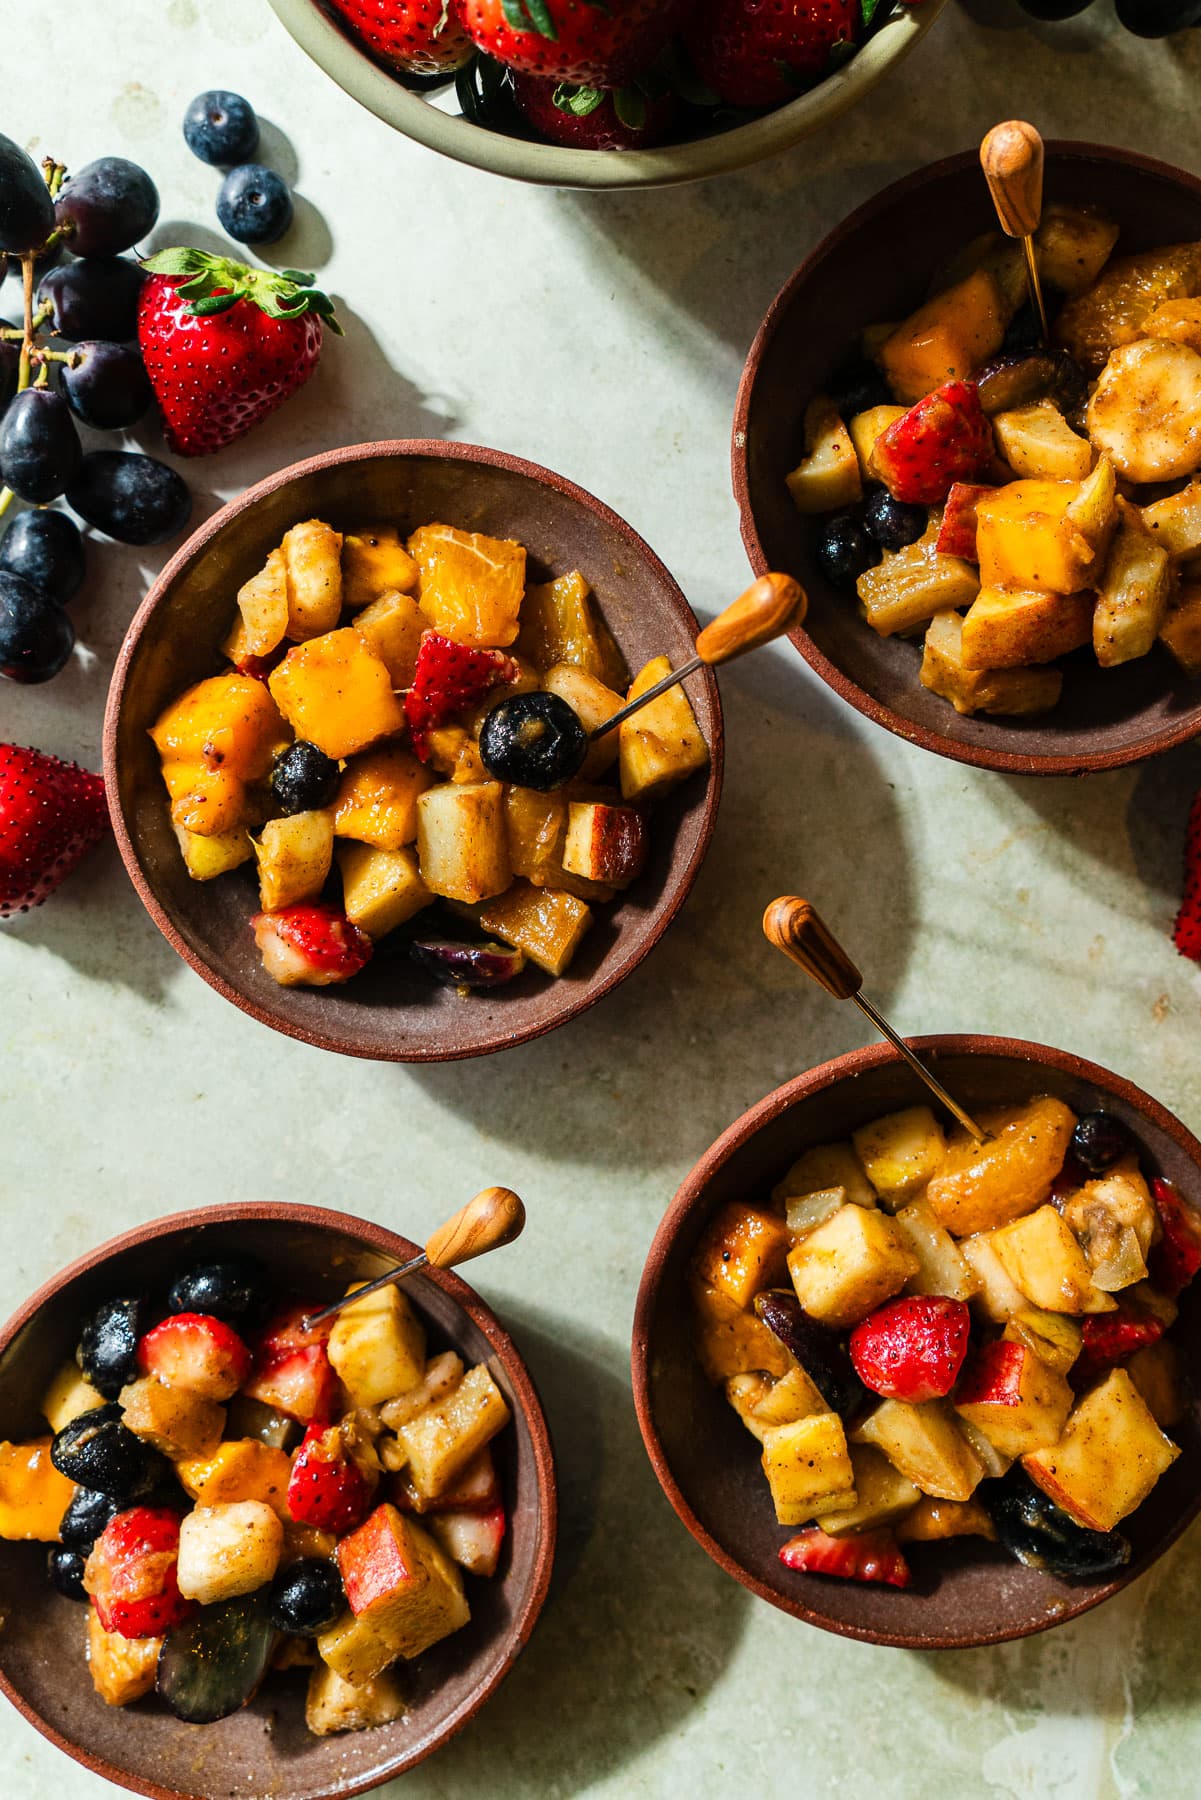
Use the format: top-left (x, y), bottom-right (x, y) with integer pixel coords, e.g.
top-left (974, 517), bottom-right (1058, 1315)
top-left (407, 523), bottom-right (525, 648)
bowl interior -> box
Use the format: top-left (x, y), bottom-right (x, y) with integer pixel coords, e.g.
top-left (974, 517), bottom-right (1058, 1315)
top-left (635, 1041), bottom-right (1201, 1648)
top-left (735, 146), bottom-right (1201, 774)
top-left (0, 1209), bottom-right (553, 1800)
top-left (108, 444), bottom-right (720, 1060)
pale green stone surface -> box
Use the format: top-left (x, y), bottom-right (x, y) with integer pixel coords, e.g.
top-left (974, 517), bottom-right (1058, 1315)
top-left (3, 3), bottom-right (1201, 1794)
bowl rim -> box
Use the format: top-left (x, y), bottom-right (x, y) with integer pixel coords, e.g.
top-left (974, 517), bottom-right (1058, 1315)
top-left (102, 437), bottom-right (723, 1063)
top-left (631, 1031), bottom-right (1201, 1649)
top-left (266, 0), bottom-right (947, 191)
top-left (732, 139), bottom-right (1201, 777)
top-left (0, 1199), bottom-right (558, 1800)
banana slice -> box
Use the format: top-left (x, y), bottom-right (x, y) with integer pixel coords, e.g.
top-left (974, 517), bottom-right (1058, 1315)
top-left (1088, 339), bottom-right (1201, 483)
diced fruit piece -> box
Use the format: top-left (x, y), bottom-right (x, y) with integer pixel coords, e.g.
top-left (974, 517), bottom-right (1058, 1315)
top-left (335, 1505), bottom-right (469, 1660)
top-left (878, 271), bottom-right (1006, 406)
top-left (396, 1364), bottom-right (511, 1502)
top-left (618, 655), bottom-right (708, 803)
top-left (1144, 296), bottom-right (1201, 350)
top-left (787, 1204), bottom-right (919, 1330)
top-left (993, 400), bottom-right (1093, 482)
top-left (1056, 241), bottom-right (1201, 372)
top-left (473, 880), bottom-right (591, 977)
top-left (176, 1439), bottom-right (293, 1516)
top-left (268, 629), bottom-right (406, 761)
top-left (1093, 515), bottom-right (1171, 667)
top-left (1141, 477), bottom-right (1201, 557)
top-left (989, 1206), bottom-right (1115, 1314)
top-left (541, 662), bottom-right (622, 778)
top-left (857, 530), bottom-right (979, 636)
top-left (411, 935), bottom-right (526, 988)
top-left (42, 1364), bottom-right (104, 1434)
top-left (338, 843), bottom-right (431, 939)
top-left (934, 481), bottom-right (992, 560)
top-left (962, 1232), bottom-right (1028, 1323)
top-left (848, 404), bottom-right (906, 480)
top-left (721, 1374), bottom-right (774, 1441)
top-left (516, 569), bottom-right (619, 682)
top-left (1127, 1338), bottom-right (1185, 1430)
top-left (1002, 1309), bottom-right (1083, 1378)
top-left (328, 1283), bottom-right (426, 1410)
top-left (896, 1495), bottom-right (996, 1543)
top-left (380, 1353), bottom-right (465, 1431)
top-left (353, 587), bottom-right (425, 686)
top-left (814, 1443), bottom-right (921, 1535)
top-left (280, 519), bottom-right (343, 642)
top-left (1074, 1299), bottom-right (1166, 1390)
top-left (138, 1312), bottom-right (252, 1401)
top-left (748, 1364), bottom-right (829, 1429)
top-left (772, 1140), bottom-right (877, 1211)
top-left (315, 1604), bottom-right (409, 1687)
top-left (430, 1504), bottom-right (506, 1578)
top-left (894, 1199), bottom-right (977, 1302)
top-left (84, 1507), bottom-right (193, 1638)
top-left (408, 523), bottom-right (525, 648)
top-left (306, 1662), bottom-right (406, 1735)
top-left (252, 902), bottom-right (373, 987)
top-left (1088, 339), bottom-right (1201, 483)
top-left (1023, 1369), bottom-right (1180, 1531)
top-left (695, 1306), bottom-right (795, 1383)
top-left (1164, 580), bottom-right (1201, 671)
top-left (424, 725), bottom-right (487, 784)
top-left (176, 1500), bottom-right (284, 1604)
top-left (1061, 1156), bottom-right (1157, 1290)
top-left (871, 381), bottom-right (993, 505)
top-left (404, 631), bottom-right (518, 759)
top-left (778, 1525), bottom-right (911, 1587)
top-left (691, 1201), bottom-right (792, 1315)
top-left (985, 1467), bottom-right (1131, 1576)
top-left (1148, 1177), bottom-right (1201, 1297)
top-left (561, 801), bottom-right (647, 889)
top-left (954, 1340), bottom-right (1073, 1459)
top-left (785, 1187), bottom-right (846, 1236)
top-left (253, 808), bottom-right (334, 911)
top-left (392, 1446), bottom-right (501, 1516)
top-left (1066, 452), bottom-right (1119, 544)
top-left (849, 1296), bottom-right (970, 1404)
top-left (760, 1412), bottom-right (855, 1526)
top-left (151, 673), bottom-right (288, 838)
top-left (975, 478), bottom-right (1097, 595)
top-left (924, 1097), bottom-right (1076, 1236)
top-left (87, 1606), bottom-right (162, 1707)
top-left (0, 1437), bottom-right (76, 1540)
top-left (851, 1106), bottom-right (946, 1209)
top-left (223, 547), bottom-right (289, 663)
top-left (504, 785), bottom-right (566, 886)
top-left (786, 396), bottom-right (862, 513)
top-left (334, 747), bottom-right (430, 852)
top-left (960, 585), bottom-right (1093, 670)
top-left (920, 610), bottom-right (1063, 717)
top-left (156, 1591), bottom-right (276, 1724)
top-left (341, 524), bottom-right (419, 609)
top-left (853, 1398), bottom-right (985, 1502)
top-left (173, 821), bottom-right (251, 881)
top-left (118, 1377), bottom-right (224, 1460)
top-left (245, 1304), bottom-right (340, 1423)
top-left (288, 1421), bottom-right (373, 1535)
top-left (415, 780), bottom-right (510, 903)
top-left (752, 1289), bottom-right (866, 1419)
top-left (1035, 204), bottom-right (1119, 296)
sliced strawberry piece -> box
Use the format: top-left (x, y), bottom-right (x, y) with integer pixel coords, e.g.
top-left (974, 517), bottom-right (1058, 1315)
top-left (287, 1420), bottom-right (372, 1535)
top-left (1148, 1177), bottom-right (1201, 1298)
top-left (403, 631), bottom-right (518, 761)
top-left (849, 1296), bottom-right (970, 1404)
top-left (83, 1507), bottom-right (193, 1639)
top-left (0, 743), bottom-right (108, 917)
top-left (872, 382), bottom-right (994, 506)
top-left (430, 1503), bottom-right (506, 1577)
top-left (137, 1312), bottom-right (251, 1401)
top-left (1072, 1298), bottom-right (1166, 1392)
top-left (1174, 790), bottom-right (1201, 961)
top-left (251, 903), bottom-right (372, 988)
top-left (245, 1303), bottom-right (341, 1423)
top-left (934, 481), bottom-right (994, 560)
top-left (779, 1527), bottom-right (912, 1588)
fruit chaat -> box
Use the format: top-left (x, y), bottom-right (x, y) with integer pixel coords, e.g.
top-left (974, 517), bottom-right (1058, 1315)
top-left (692, 1097), bottom-right (1199, 1586)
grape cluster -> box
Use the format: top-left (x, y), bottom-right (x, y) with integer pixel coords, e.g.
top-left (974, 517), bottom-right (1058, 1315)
top-left (183, 90), bottom-right (293, 247)
top-left (1015, 0), bottom-right (1201, 31)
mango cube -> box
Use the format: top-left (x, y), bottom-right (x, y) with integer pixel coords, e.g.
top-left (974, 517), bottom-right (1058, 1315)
top-left (342, 524), bottom-right (419, 609)
top-left (976, 479), bottom-right (1097, 594)
top-left (175, 1439), bottom-right (293, 1517)
top-left (0, 1437), bottom-right (76, 1541)
top-left (879, 268), bottom-right (1006, 404)
top-left (691, 1201), bottom-right (792, 1314)
top-left (269, 629), bottom-right (406, 761)
top-left (335, 746), bottom-right (432, 852)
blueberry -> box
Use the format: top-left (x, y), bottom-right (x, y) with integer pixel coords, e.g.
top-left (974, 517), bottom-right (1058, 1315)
top-left (827, 355), bottom-right (892, 419)
top-left (168, 1257), bottom-right (263, 1322)
top-left (216, 165), bottom-right (293, 246)
top-left (47, 1545), bottom-right (89, 1602)
top-left (66, 451), bottom-right (192, 547)
top-left (270, 742), bottom-right (340, 816)
top-left (50, 1404), bottom-right (166, 1500)
top-left (984, 1469), bottom-right (1131, 1578)
top-left (0, 568), bottom-right (74, 684)
top-left (59, 1484), bottom-right (121, 1549)
top-left (77, 1295), bottom-right (147, 1398)
top-left (815, 512), bottom-right (881, 590)
top-left (864, 488), bottom-right (928, 552)
top-left (268, 1558), bottom-right (345, 1636)
top-left (479, 691), bottom-right (587, 791)
top-left (1070, 1111), bottom-right (1134, 1177)
top-left (0, 509), bottom-right (85, 603)
top-left (62, 340), bottom-right (153, 431)
top-left (54, 157), bottom-right (159, 259)
top-left (0, 388), bottom-right (82, 505)
top-left (184, 91), bottom-right (260, 166)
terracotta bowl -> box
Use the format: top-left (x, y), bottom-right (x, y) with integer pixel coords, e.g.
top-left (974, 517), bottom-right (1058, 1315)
top-left (267, 0), bottom-right (946, 192)
top-left (632, 1035), bottom-right (1201, 1649)
top-left (733, 143), bottom-right (1201, 776)
top-left (103, 440), bottom-right (722, 1061)
top-left (0, 1202), bottom-right (556, 1799)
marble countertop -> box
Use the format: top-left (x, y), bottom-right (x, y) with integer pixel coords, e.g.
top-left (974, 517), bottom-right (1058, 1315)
top-left (4, 2), bottom-right (1201, 1794)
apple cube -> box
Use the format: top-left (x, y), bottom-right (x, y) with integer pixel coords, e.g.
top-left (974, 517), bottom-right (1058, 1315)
top-left (41, 1362), bottom-right (104, 1434)
top-left (750, 1365), bottom-right (829, 1428)
top-left (853, 1398), bottom-right (985, 1501)
top-left (618, 656), bottom-right (708, 804)
top-left (393, 1446), bottom-right (501, 1516)
top-left (379, 1352), bottom-right (465, 1431)
top-left (894, 1198), bottom-right (978, 1302)
top-left (561, 802), bottom-right (647, 889)
top-left (814, 1443), bottom-right (921, 1536)
top-left (281, 518), bottom-right (343, 641)
top-left (86, 1606), bottom-right (162, 1708)
top-left (119, 1376), bottom-right (225, 1461)
top-left (222, 546), bottom-right (289, 662)
top-left (934, 482), bottom-right (993, 560)
top-left (176, 1500), bottom-right (284, 1605)
top-left (336, 1505), bottom-right (469, 1660)
top-left (416, 781), bottom-right (511, 904)
top-left (924, 1096), bottom-right (1077, 1236)
top-left (342, 523), bottom-right (419, 608)
top-left (328, 1282), bottom-right (426, 1409)
top-left (474, 881), bottom-right (591, 977)
top-left (353, 588), bottom-right (425, 687)
top-left (992, 400), bottom-right (1094, 481)
top-left (254, 809), bottom-right (334, 912)
top-left (338, 843), bottom-right (432, 939)
top-left (772, 1139), bottom-right (877, 1211)
top-left (786, 396), bottom-right (862, 514)
top-left (269, 629), bottom-right (406, 761)
top-left (920, 609), bottom-right (1063, 717)
top-left (430, 1504), bottom-right (506, 1578)
top-left (334, 747), bottom-right (431, 852)
top-left (959, 586), bottom-right (1093, 670)
top-left (760, 1412), bottom-right (855, 1525)
top-left (1023, 1369), bottom-right (1180, 1530)
top-left (176, 1439), bottom-right (293, 1516)
top-left (541, 662), bottom-right (622, 777)
top-left (851, 1106), bottom-right (946, 1208)
top-left (396, 1364), bottom-right (511, 1502)
top-left (173, 821), bottom-right (253, 882)
top-left (787, 1205), bottom-right (919, 1328)
top-left (0, 1437), bottom-right (76, 1541)
top-left (306, 1661), bottom-right (406, 1735)
top-left (961, 1232), bottom-right (1028, 1323)
top-left (1002, 1309), bottom-right (1083, 1378)
top-left (695, 1307), bottom-right (796, 1383)
top-left (1094, 516), bottom-right (1172, 667)
top-left (691, 1201), bottom-right (792, 1314)
top-left (953, 1340), bottom-right (1073, 1459)
top-left (989, 1206), bottom-right (1117, 1314)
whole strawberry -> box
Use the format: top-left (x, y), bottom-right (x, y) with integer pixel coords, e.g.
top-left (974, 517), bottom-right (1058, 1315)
top-left (138, 250), bottom-right (341, 457)
top-left (684, 0), bottom-right (858, 109)
top-left (456, 0), bottom-right (685, 86)
top-left (512, 72), bottom-right (679, 149)
top-left (326, 0), bottom-right (474, 72)
top-left (849, 1295), bottom-right (970, 1404)
top-left (1173, 789), bottom-right (1201, 960)
top-left (0, 744), bottom-right (108, 917)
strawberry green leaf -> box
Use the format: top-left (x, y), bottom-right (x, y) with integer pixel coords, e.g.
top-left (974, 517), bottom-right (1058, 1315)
top-left (612, 86), bottom-right (647, 130)
top-left (501, 0), bottom-right (558, 35)
top-left (553, 83), bottom-right (606, 116)
top-left (141, 248), bottom-right (344, 336)
top-left (861, 0), bottom-right (882, 21)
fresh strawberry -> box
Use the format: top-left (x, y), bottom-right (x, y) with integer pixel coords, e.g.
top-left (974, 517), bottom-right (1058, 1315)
top-left (404, 631), bottom-right (518, 760)
top-left (431, 1503), bottom-right (506, 1576)
top-left (683, 0), bottom-right (858, 109)
top-left (1148, 1177), bottom-right (1201, 1297)
top-left (0, 744), bottom-right (108, 917)
top-left (1173, 789), bottom-right (1201, 961)
top-left (934, 482), bottom-right (993, 561)
top-left (137, 1312), bottom-right (252, 1401)
top-left (245, 1302), bottom-right (342, 1423)
top-left (456, 0), bottom-right (683, 86)
top-left (325, 0), bottom-right (474, 71)
top-left (1073, 1299), bottom-right (1166, 1390)
top-left (849, 1296), bottom-right (970, 1404)
top-left (779, 1526), bottom-right (912, 1588)
top-left (872, 382), bottom-right (994, 506)
top-left (84, 1507), bottom-right (193, 1639)
top-left (138, 250), bottom-right (340, 457)
top-left (287, 1420), bottom-right (373, 1535)
top-left (511, 73), bottom-right (679, 150)
top-left (252, 903), bottom-right (373, 988)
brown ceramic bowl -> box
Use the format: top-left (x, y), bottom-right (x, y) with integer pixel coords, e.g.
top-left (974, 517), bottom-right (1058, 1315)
top-left (733, 143), bottom-right (1201, 776)
top-left (632, 1035), bottom-right (1201, 1649)
top-left (104, 441), bottom-right (721, 1061)
top-left (0, 1201), bottom-right (556, 1799)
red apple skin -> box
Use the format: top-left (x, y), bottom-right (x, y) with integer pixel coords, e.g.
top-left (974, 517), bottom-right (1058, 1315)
top-left (565, 804), bottom-right (648, 888)
top-left (338, 1506), bottom-right (417, 1618)
top-left (1021, 1455), bottom-right (1106, 1531)
top-left (935, 482), bottom-right (993, 561)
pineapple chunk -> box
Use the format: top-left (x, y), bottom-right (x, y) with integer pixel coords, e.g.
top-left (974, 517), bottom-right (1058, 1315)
top-left (785, 1187), bottom-right (847, 1236)
top-left (396, 1364), bottom-right (511, 1501)
top-left (173, 821), bottom-right (252, 881)
top-left (848, 404), bottom-right (906, 482)
top-left (1159, 582), bottom-right (1201, 675)
top-left (993, 400), bottom-right (1093, 482)
top-left (878, 268), bottom-right (1006, 405)
top-left (976, 479), bottom-right (1097, 595)
top-left (1023, 1369), bottom-right (1180, 1530)
top-left (894, 1198), bottom-right (978, 1302)
top-left (176, 1439), bottom-right (293, 1516)
top-left (691, 1201), bottom-right (792, 1313)
top-left (1003, 1309), bottom-right (1083, 1378)
top-left (409, 523), bottom-right (525, 648)
top-left (924, 1097), bottom-right (1077, 1236)
top-left (341, 524), bottom-right (419, 609)
top-left (896, 1496), bottom-right (996, 1543)
top-left (0, 1438), bottom-right (76, 1541)
top-left (283, 518), bottom-right (343, 642)
top-left (1035, 204), bottom-right (1120, 297)
top-left (961, 1232), bottom-right (1027, 1323)
top-left (416, 781), bottom-right (511, 904)
top-left (857, 532), bottom-right (979, 636)
top-left (760, 1412), bottom-right (855, 1526)
top-left (988, 1206), bottom-right (1117, 1314)
top-left (953, 1341), bottom-right (1074, 1459)
top-left (1093, 515), bottom-right (1172, 667)
top-left (959, 586), bottom-right (1093, 670)
top-left (814, 1443), bottom-right (921, 1536)
top-left (851, 1106), bottom-right (946, 1208)
top-left (772, 1140), bottom-right (877, 1211)
top-left (338, 843), bottom-right (431, 938)
top-left (517, 570), bottom-right (612, 680)
top-left (920, 610), bottom-right (1063, 717)
top-left (1089, 338), bottom-right (1201, 483)
top-left (1056, 241), bottom-right (1201, 372)
top-left (269, 629), bottom-right (406, 761)
top-left (696, 1306), bottom-right (795, 1383)
top-left (853, 1399), bottom-right (985, 1502)
top-left (1141, 478), bottom-right (1201, 557)
top-left (151, 673), bottom-right (288, 837)
top-left (618, 655), bottom-right (708, 803)
top-left (786, 396), bottom-right (862, 514)
top-left (87, 1608), bottom-right (162, 1707)
top-left (786, 1204), bottom-right (919, 1329)
top-left (336, 1507), bottom-right (469, 1662)
top-left (306, 1662), bottom-right (406, 1735)
top-left (316, 1607), bottom-right (410, 1688)
top-left (504, 786), bottom-right (567, 886)
top-left (176, 1500), bottom-right (284, 1604)
top-left (223, 546), bottom-right (289, 662)
top-left (475, 880), bottom-right (591, 977)
top-left (329, 1283), bottom-right (427, 1409)
top-left (41, 1363), bottom-right (103, 1434)
top-left (119, 1376), bottom-right (225, 1461)
top-left (352, 589), bottom-right (425, 687)
top-left (254, 808), bottom-right (334, 911)
top-left (335, 746), bottom-right (431, 852)
top-left (750, 1365), bottom-right (829, 1428)
top-left (542, 662), bottom-right (622, 777)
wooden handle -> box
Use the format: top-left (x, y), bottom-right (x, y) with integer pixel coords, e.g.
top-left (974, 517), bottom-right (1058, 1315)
top-left (425, 1187), bottom-right (525, 1270)
top-left (980, 120), bottom-right (1044, 240)
top-left (695, 573), bottom-right (806, 666)
top-left (763, 897), bottom-right (861, 1000)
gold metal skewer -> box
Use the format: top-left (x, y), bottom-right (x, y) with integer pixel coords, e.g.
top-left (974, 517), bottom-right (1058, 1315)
top-left (980, 119), bottom-right (1051, 347)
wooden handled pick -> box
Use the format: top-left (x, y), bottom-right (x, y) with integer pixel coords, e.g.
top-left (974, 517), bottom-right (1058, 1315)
top-left (303, 1187), bottom-right (526, 1329)
top-left (980, 120), bottom-right (1050, 346)
top-left (763, 897), bottom-right (990, 1143)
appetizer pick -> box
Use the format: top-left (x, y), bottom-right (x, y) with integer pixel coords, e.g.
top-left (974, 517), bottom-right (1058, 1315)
top-left (980, 120), bottom-right (1052, 345)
